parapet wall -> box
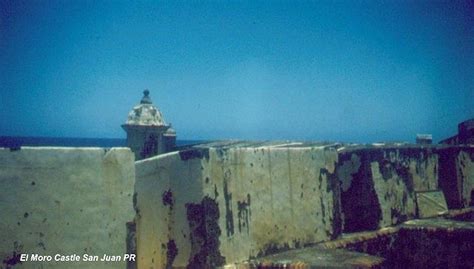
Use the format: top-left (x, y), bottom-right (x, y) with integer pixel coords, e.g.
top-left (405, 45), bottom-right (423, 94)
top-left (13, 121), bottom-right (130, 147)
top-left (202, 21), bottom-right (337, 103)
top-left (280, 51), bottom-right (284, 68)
top-left (2, 142), bottom-right (473, 269)
top-left (134, 142), bottom-right (341, 268)
top-left (135, 142), bottom-right (474, 268)
top-left (438, 147), bottom-right (474, 209)
top-left (134, 150), bottom-right (204, 269)
top-left (0, 147), bottom-right (136, 269)
top-left (337, 146), bottom-right (439, 232)
top-left (337, 145), bottom-right (474, 233)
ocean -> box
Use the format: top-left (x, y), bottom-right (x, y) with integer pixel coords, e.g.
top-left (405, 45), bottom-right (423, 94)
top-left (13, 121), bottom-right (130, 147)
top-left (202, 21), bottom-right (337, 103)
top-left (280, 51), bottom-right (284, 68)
top-left (0, 136), bottom-right (204, 149)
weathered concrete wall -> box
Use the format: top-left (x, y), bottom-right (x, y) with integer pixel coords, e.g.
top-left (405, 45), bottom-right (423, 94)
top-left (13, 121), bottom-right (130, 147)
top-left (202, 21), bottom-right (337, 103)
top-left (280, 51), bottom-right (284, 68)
top-left (134, 142), bottom-right (474, 267)
top-left (2, 142), bottom-right (472, 268)
top-left (135, 151), bottom-right (203, 269)
top-left (337, 146), bottom-right (439, 232)
top-left (0, 147), bottom-right (135, 269)
top-left (437, 147), bottom-right (474, 209)
top-left (202, 146), bottom-right (341, 264)
top-left (337, 145), bottom-right (474, 233)
top-left (459, 150), bottom-right (474, 207)
top-left (134, 142), bottom-right (341, 268)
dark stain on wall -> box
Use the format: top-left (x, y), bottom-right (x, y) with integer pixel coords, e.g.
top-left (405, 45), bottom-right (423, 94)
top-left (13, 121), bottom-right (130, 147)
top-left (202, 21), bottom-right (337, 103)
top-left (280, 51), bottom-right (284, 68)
top-left (379, 159), bottom-right (393, 180)
top-left (186, 203), bottom-right (206, 268)
top-left (185, 196), bottom-right (225, 268)
top-left (320, 195), bottom-right (326, 223)
top-left (293, 239), bottom-right (302, 249)
top-left (2, 252), bottom-right (21, 268)
top-left (126, 221), bottom-right (137, 269)
top-left (437, 147), bottom-right (463, 209)
top-left (179, 148), bottom-right (210, 161)
top-left (320, 167), bottom-right (342, 239)
top-left (369, 148), bottom-right (417, 193)
top-left (165, 240), bottom-right (178, 269)
top-left (237, 194), bottom-right (251, 234)
top-left (2, 242), bottom-right (23, 269)
top-left (336, 153), bottom-right (361, 191)
top-left (437, 147), bottom-right (474, 209)
top-left (338, 151), bottom-right (382, 233)
top-left (223, 177), bottom-right (234, 237)
top-left (162, 189), bottom-right (174, 209)
top-left (391, 208), bottom-right (407, 224)
top-left (132, 192), bottom-right (141, 218)
top-left (215, 147), bottom-right (230, 159)
top-left (395, 164), bottom-right (414, 194)
top-left (214, 184), bottom-right (219, 199)
top-left (37, 242), bottom-right (46, 251)
top-left (337, 147), bottom-right (440, 232)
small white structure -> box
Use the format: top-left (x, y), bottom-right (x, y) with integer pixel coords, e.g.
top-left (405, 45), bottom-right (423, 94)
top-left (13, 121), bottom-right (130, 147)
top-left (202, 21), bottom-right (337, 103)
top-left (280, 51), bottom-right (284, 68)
top-left (122, 90), bottom-right (176, 160)
top-left (416, 134), bottom-right (432, 145)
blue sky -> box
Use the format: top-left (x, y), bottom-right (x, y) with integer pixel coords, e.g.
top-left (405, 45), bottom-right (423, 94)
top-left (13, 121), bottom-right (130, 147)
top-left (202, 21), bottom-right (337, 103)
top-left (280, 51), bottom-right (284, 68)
top-left (1, 1), bottom-right (472, 142)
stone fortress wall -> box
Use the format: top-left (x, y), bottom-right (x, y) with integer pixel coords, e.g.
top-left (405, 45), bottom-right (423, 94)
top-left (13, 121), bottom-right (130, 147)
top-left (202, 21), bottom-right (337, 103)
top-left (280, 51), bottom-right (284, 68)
top-left (134, 141), bottom-right (474, 268)
top-left (1, 142), bottom-right (473, 269)
top-left (0, 147), bottom-right (136, 269)
top-left (134, 142), bottom-right (341, 268)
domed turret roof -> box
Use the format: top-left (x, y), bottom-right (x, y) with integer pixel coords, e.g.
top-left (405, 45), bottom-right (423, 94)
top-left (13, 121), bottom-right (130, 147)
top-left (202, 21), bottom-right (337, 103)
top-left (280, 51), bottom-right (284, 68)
top-left (164, 124), bottom-right (176, 136)
top-left (125, 90), bottom-right (167, 126)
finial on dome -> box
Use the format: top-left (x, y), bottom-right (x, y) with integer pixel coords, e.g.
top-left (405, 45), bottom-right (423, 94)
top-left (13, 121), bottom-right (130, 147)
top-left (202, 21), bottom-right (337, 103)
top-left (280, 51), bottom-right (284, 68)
top-left (141, 89), bottom-right (152, 104)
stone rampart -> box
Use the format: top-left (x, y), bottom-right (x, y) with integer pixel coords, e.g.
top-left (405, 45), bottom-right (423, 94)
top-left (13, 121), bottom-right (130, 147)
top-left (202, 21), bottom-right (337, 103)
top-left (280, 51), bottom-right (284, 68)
top-left (0, 147), bottom-right (135, 269)
top-left (134, 142), bottom-right (341, 268)
top-left (134, 142), bottom-right (474, 268)
top-left (2, 142), bottom-right (473, 269)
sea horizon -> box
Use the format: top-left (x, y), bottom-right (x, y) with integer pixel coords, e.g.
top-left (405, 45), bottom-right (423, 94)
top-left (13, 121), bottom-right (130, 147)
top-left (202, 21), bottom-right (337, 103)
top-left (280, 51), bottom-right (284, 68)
top-left (0, 135), bottom-right (205, 149)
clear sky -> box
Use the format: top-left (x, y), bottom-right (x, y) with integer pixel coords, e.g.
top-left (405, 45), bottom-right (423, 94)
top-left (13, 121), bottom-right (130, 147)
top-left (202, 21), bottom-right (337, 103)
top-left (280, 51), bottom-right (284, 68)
top-left (1, 1), bottom-right (473, 143)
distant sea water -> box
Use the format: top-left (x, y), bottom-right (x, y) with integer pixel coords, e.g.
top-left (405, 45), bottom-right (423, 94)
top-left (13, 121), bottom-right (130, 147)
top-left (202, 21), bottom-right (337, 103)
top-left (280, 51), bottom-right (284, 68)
top-left (0, 136), bottom-right (204, 149)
